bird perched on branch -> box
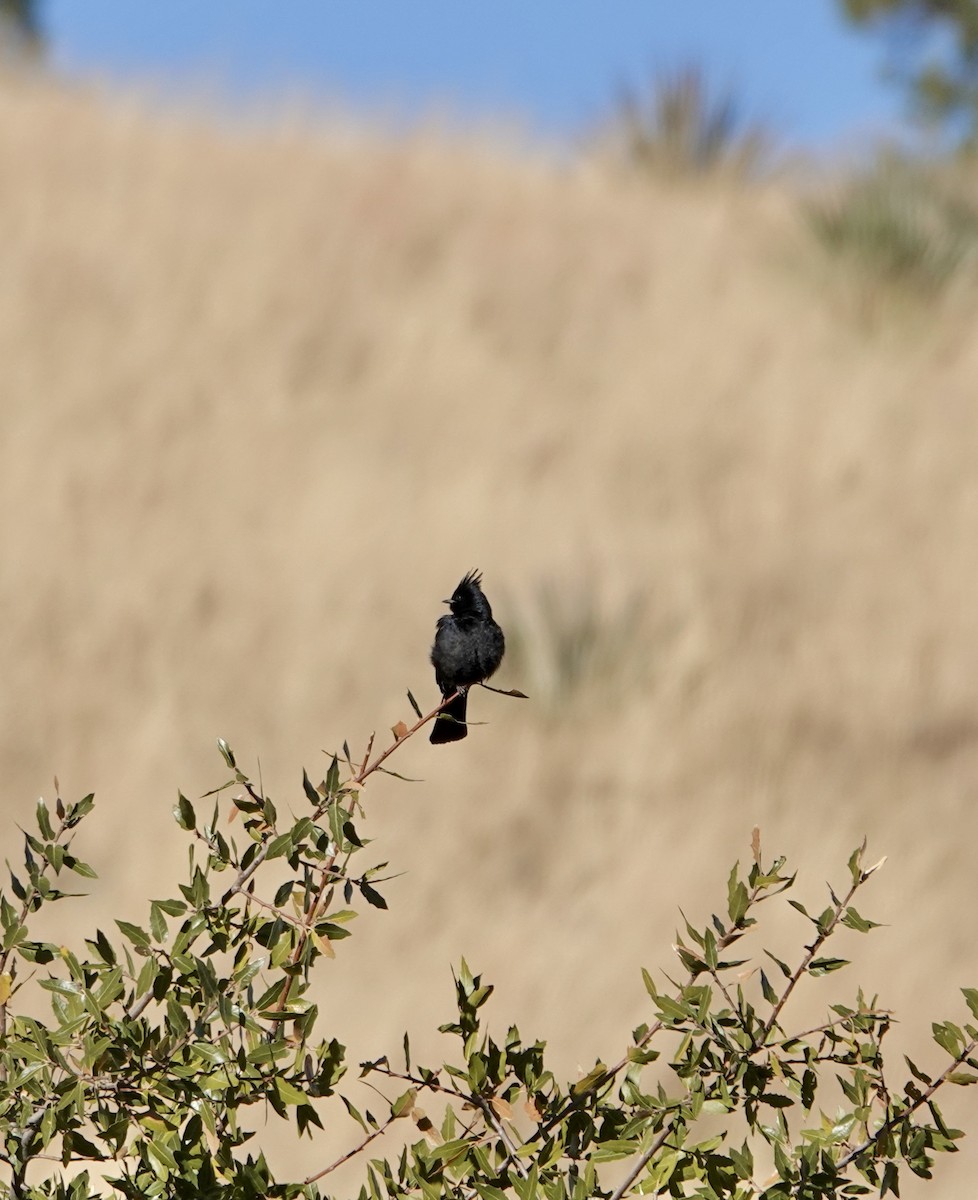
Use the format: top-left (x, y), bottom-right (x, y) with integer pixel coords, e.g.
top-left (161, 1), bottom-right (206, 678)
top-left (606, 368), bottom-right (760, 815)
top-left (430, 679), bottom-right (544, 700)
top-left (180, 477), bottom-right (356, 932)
top-left (430, 570), bottom-right (505, 744)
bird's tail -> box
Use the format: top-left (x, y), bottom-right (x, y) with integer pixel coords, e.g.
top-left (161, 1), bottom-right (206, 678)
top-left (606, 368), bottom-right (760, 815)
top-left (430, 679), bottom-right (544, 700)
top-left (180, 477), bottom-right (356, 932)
top-left (430, 692), bottom-right (468, 743)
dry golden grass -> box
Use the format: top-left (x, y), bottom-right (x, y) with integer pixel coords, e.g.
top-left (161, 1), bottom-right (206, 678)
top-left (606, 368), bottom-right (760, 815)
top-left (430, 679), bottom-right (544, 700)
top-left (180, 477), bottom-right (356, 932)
top-left (2, 75), bottom-right (978, 1193)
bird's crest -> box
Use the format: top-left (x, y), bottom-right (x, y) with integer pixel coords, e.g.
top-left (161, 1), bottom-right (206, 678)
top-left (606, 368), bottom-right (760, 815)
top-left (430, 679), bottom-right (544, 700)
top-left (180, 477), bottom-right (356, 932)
top-left (457, 569), bottom-right (483, 592)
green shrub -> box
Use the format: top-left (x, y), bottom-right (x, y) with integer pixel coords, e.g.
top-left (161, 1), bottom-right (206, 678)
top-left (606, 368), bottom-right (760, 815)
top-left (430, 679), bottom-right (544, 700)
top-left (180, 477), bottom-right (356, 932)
top-left (1, 694), bottom-right (976, 1197)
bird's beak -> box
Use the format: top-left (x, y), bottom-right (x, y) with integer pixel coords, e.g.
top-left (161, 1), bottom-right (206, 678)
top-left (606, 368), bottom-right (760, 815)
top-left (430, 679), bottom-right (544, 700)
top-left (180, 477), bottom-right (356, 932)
top-left (442, 599), bottom-right (451, 606)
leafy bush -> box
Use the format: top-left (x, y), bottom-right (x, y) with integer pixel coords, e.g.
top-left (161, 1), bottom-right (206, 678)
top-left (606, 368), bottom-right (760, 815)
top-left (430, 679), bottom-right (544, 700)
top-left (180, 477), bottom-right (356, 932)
top-left (1, 692), bottom-right (977, 1198)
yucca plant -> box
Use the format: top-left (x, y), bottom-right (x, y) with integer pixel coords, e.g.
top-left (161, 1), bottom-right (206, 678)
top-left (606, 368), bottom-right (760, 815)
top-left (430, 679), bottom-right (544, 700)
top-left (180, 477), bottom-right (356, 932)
top-left (604, 64), bottom-right (772, 180)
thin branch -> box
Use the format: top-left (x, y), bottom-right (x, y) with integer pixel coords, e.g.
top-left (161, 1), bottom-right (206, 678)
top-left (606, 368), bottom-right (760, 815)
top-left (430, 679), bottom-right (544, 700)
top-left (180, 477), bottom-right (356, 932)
top-left (368, 1062), bottom-right (469, 1105)
top-left (707, 962), bottom-right (740, 1016)
top-left (363, 1062), bottom-right (528, 1178)
top-left (837, 1034), bottom-right (978, 1171)
top-left (752, 873), bottom-right (862, 1051)
top-left (790, 1009), bottom-right (891, 1046)
top-left (303, 1114), bottom-right (396, 1184)
top-left (272, 865), bottom-right (333, 1017)
top-left (357, 733), bottom-right (375, 782)
top-left (608, 1124), bottom-right (675, 1200)
top-left (474, 1099), bottom-right (529, 1180)
top-left (353, 692), bottom-right (461, 786)
top-left (229, 886), bottom-right (304, 928)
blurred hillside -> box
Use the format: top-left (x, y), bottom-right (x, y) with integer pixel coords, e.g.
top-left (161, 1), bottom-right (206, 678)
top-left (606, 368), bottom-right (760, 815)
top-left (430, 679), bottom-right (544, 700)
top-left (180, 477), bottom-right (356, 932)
top-left (2, 76), bottom-right (978, 1192)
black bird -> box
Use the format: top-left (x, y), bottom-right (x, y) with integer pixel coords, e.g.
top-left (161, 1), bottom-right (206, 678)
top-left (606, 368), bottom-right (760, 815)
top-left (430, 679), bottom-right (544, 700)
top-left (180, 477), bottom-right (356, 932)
top-left (430, 570), bottom-right (505, 744)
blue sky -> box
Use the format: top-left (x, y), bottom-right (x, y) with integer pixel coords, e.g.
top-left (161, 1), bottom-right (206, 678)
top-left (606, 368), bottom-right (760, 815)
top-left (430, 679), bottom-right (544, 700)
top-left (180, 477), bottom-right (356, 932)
top-left (44, 1), bottom-right (904, 153)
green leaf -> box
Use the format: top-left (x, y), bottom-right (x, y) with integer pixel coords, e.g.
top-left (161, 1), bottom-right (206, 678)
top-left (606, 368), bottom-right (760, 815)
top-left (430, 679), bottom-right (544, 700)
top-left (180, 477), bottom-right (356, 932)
top-left (166, 995), bottom-right (190, 1038)
top-left (815, 906), bottom-right (835, 935)
top-left (841, 906), bottom-right (881, 933)
top-left (302, 770), bottom-right (320, 806)
top-left (730, 1141), bottom-right (753, 1180)
top-left (848, 839), bottom-right (867, 885)
top-left (296, 1102), bottom-right (324, 1137)
top-left (881, 1160), bottom-right (899, 1197)
top-left (275, 1076), bottom-right (308, 1105)
top-left (69, 794), bottom-right (95, 822)
top-left (360, 881), bottom-right (387, 910)
top-left (392, 1089), bottom-right (416, 1117)
top-left (801, 1067), bottom-right (817, 1110)
top-left (407, 689), bottom-right (423, 719)
top-left (727, 864), bottom-right (749, 924)
top-left (39, 1104), bottom-right (57, 1149)
top-left (264, 832), bottom-right (294, 861)
top-left (135, 956), bottom-right (158, 997)
top-left (591, 1140), bottom-right (640, 1162)
top-left (85, 928), bottom-right (117, 965)
top-left (173, 793), bottom-right (196, 831)
top-left (36, 800), bottom-right (55, 840)
top-left (905, 1057), bottom-right (933, 1085)
top-left (474, 1187), bottom-right (508, 1200)
top-left (147, 1136), bottom-right (178, 1173)
top-left (246, 1043), bottom-right (287, 1066)
top-left (115, 921), bottom-right (151, 951)
top-left (325, 755), bottom-right (340, 799)
top-left (341, 1095), bottom-right (370, 1133)
top-left (933, 1021), bottom-right (965, 1056)
top-left (703, 927), bottom-right (718, 970)
top-left (314, 922), bottom-right (352, 941)
top-left (217, 738), bottom-right (236, 768)
top-left (428, 1138), bottom-right (472, 1164)
top-left (655, 996), bottom-right (689, 1023)
top-left (962, 988), bottom-right (978, 1021)
top-left (66, 857), bottom-right (97, 879)
top-left (571, 1063), bottom-right (608, 1096)
top-left (808, 957), bottom-right (849, 976)
top-left (343, 820), bottom-right (364, 847)
top-left (679, 910), bottom-right (705, 949)
top-left (149, 903), bottom-right (168, 943)
top-left (191, 1042), bottom-right (229, 1066)
top-left (291, 816), bottom-right (313, 844)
